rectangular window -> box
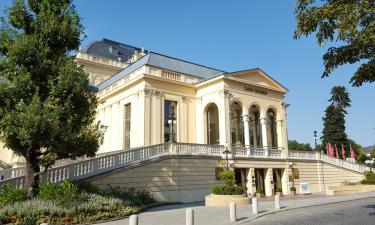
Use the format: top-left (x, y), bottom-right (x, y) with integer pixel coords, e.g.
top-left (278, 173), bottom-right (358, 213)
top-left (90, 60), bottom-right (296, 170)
top-left (124, 103), bottom-right (131, 149)
top-left (164, 100), bottom-right (177, 142)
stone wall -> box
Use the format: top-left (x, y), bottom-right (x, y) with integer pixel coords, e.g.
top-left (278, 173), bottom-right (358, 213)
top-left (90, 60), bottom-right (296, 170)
top-left (88, 156), bottom-right (365, 203)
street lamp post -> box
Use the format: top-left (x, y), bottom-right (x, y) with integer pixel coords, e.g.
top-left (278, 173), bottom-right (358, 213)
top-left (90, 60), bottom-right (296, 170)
top-left (221, 143), bottom-right (232, 170)
top-left (313, 130), bottom-right (318, 151)
top-left (168, 104), bottom-right (176, 143)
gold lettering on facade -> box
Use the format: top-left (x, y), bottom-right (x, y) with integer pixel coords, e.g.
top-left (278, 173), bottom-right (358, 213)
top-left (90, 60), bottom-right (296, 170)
top-left (244, 87), bottom-right (268, 95)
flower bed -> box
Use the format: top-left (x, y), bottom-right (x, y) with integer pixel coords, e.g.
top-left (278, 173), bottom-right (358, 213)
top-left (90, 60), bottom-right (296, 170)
top-left (0, 181), bottom-right (154, 225)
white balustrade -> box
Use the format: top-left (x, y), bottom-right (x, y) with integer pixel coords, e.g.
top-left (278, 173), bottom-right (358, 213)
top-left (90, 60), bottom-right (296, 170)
top-left (1, 143), bottom-right (370, 189)
top-left (288, 150), bottom-right (316, 160)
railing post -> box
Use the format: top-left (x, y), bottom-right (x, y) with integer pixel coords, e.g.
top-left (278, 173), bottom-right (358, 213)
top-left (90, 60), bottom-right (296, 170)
top-left (169, 142), bottom-right (176, 155)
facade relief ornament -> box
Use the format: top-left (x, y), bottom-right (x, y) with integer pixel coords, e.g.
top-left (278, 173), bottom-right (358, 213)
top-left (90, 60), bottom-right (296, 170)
top-left (219, 89), bottom-right (230, 98)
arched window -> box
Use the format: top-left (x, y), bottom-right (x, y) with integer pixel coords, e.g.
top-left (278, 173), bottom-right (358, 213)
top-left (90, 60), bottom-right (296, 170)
top-left (206, 104), bottom-right (219, 145)
top-left (249, 105), bottom-right (262, 147)
top-left (230, 102), bottom-right (244, 146)
top-left (266, 109), bottom-right (278, 148)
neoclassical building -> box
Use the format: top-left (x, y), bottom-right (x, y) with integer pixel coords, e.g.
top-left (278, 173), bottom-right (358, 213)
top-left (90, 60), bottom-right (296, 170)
top-left (84, 39), bottom-right (289, 155)
top-left (0, 39), bottom-right (367, 202)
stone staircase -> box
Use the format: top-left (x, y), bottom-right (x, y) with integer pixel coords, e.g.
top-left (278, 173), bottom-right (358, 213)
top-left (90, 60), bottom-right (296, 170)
top-left (0, 144), bottom-right (370, 189)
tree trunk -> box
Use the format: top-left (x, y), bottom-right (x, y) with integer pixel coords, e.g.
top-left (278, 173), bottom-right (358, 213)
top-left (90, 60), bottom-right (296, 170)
top-left (25, 150), bottom-right (40, 199)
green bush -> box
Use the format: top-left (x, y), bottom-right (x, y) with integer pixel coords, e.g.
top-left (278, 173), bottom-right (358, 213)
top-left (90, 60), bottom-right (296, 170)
top-left (290, 187), bottom-right (296, 191)
top-left (276, 187), bottom-right (283, 193)
top-left (360, 171), bottom-right (375, 185)
top-left (0, 185), bottom-right (27, 207)
top-left (212, 185), bottom-right (244, 195)
top-left (218, 170), bottom-right (235, 186)
top-left (38, 180), bottom-right (79, 205)
top-left (211, 170), bottom-right (244, 195)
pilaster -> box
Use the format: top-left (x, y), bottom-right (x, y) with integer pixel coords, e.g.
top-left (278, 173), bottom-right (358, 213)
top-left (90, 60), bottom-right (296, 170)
top-left (219, 89), bottom-right (231, 145)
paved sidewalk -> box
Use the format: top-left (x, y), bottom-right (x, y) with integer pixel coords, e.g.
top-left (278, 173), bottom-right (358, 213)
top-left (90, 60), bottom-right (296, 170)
top-left (97, 192), bottom-right (375, 225)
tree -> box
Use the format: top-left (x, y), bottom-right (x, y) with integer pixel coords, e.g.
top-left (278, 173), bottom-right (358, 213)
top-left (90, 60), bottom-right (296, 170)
top-left (350, 139), bottom-right (368, 163)
top-left (0, 0), bottom-right (103, 198)
top-left (321, 86), bottom-right (351, 148)
top-left (294, 0), bottom-right (375, 86)
top-left (288, 140), bottom-right (313, 151)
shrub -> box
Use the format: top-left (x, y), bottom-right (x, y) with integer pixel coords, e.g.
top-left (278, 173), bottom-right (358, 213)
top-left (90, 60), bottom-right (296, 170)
top-left (218, 170), bottom-right (235, 186)
top-left (343, 180), bottom-right (359, 186)
top-left (0, 193), bottom-right (139, 225)
top-left (77, 184), bottom-right (154, 206)
top-left (360, 171), bottom-right (375, 185)
top-left (276, 187), bottom-right (283, 193)
top-left (38, 180), bottom-right (79, 205)
top-left (0, 185), bottom-right (27, 207)
top-left (212, 185), bottom-right (244, 195)
top-left (290, 187), bottom-right (296, 192)
top-left (256, 188), bottom-right (264, 194)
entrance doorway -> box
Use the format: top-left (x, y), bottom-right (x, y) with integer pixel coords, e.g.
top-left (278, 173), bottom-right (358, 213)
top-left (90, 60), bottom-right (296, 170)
top-left (234, 168), bottom-right (247, 193)
top-left (273, 168), bottom-right (284, 193)
top-left (254, 168), bottom-right (265, 194)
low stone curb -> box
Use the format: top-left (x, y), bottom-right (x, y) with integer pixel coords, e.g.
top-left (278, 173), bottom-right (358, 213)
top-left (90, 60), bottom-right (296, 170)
top-left (237, 194), bottom-right (375, 224)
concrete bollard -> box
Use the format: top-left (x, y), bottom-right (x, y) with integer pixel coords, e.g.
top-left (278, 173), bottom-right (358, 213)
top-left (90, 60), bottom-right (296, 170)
top-left (252, 197), bottom-right (258, 214)
top-left (129, 215), bottom-right (138, 225)
top-left (275, 194), bottom-right (280, 210)
top-left (229, 202), bottom-right (237, 223)
top-left (186, 208), bottom-right (194, 225)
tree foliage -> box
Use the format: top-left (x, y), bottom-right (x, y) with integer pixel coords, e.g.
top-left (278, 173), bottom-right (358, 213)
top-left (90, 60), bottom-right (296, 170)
top-left (0, 0), bottom-right (103, 197)
top-left (294, 0), bottom-right (375, 86)
top-left (288, 140), bottom-right (313, 151)
top-left (321, 86), bottom-right (351, 147)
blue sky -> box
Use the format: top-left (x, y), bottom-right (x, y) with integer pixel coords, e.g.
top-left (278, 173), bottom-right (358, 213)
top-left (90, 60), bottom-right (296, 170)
top-left (0, 0), bottom-right (374, 147)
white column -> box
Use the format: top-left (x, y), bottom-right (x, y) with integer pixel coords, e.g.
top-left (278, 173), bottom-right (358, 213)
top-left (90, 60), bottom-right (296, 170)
top-left (246, 168), bottom-right (255, 196)
top-left (260, 118), bottom-right (268, 149)
top-left (281, 167), bottom-right (289, 195)
top-left (242, 115), bottom-right (250, 147)
top-left (264, 168), bottom-right (273, 197)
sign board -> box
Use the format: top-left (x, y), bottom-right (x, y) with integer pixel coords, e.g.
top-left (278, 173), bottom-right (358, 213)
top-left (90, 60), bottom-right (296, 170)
top-left (299, 182), bottom-right (310, 194)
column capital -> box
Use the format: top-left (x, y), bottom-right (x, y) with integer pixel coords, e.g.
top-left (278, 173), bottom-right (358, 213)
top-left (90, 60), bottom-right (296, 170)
top-left (219, 89), bottom-right (230, 98)
top-left (260, 118), bottom-right (268, 124)
top-left (242, 114), bottom-right (250, 122)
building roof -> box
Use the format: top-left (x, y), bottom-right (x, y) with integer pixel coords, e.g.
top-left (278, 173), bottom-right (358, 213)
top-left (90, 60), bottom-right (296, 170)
top-left (96, 52), bottom-right (225, 91)
top-left (83, 38), bottom-right (147, 62)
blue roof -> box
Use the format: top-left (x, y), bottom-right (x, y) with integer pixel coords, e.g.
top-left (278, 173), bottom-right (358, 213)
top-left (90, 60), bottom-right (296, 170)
top-left (96, 52), bottom-right (225, 92)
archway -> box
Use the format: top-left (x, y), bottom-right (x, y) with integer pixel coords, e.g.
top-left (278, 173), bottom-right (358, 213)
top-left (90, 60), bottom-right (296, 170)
top-left (249, 105), bottom-right (262, 148)
top-left (266, 108), bottom-right (278, 148)
top-left (230, 101), bottom-right (244, 146)
top-left (206, 103), bottom-right (220, 145)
